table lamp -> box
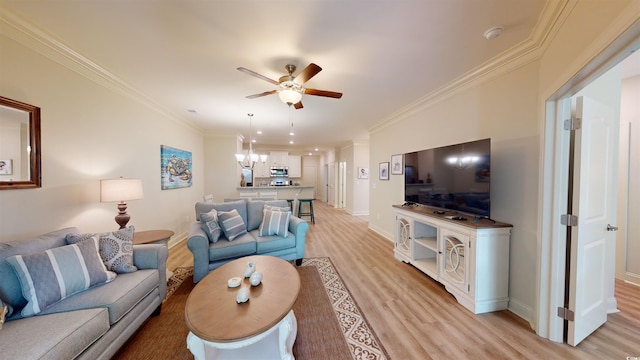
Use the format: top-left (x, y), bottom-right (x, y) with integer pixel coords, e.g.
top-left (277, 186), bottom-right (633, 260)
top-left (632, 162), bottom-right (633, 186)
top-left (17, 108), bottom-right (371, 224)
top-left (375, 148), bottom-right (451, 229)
top-left (100, 177), bottom-right (144, 229)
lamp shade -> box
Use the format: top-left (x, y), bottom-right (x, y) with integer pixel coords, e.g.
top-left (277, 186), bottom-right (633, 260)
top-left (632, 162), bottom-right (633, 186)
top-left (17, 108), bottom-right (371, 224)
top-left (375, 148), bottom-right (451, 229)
top-left (278, 89), bottom-right (302, 105)
top-left (100, 178), bottom-right (144, 202)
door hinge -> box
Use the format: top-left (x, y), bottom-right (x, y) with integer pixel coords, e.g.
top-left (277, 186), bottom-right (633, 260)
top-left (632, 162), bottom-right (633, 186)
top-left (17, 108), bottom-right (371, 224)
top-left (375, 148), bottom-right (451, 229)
top-left (557, 307), bottom-right (575, 321)
top-left (468, 284), bottom-right (470, 292)
top-left (564, 117), bottom-right (582, 131)
top-left (561, 214), bottom-right (579, 226)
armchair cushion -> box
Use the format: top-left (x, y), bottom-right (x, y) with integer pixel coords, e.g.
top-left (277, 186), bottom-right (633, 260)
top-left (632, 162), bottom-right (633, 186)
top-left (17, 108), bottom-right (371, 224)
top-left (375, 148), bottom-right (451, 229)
top-left (6, 237), bottom-right (116, 317)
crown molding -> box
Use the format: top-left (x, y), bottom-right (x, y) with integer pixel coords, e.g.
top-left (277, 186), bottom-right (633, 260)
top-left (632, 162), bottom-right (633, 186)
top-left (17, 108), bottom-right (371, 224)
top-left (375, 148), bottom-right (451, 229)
top-left (0, 4), bottom-right (201, 132)
top-left (369, 0), bottom-right (573, 136)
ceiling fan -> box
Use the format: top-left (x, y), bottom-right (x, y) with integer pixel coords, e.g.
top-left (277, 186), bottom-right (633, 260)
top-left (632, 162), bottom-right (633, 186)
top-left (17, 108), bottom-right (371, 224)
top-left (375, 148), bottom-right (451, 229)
top-left (237, 63), bottom-right (343, 109)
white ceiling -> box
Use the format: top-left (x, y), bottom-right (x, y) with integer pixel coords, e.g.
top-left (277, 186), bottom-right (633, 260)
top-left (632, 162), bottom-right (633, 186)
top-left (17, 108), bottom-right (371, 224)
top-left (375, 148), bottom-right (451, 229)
top-left (2, 0), bottom-right (548, 153)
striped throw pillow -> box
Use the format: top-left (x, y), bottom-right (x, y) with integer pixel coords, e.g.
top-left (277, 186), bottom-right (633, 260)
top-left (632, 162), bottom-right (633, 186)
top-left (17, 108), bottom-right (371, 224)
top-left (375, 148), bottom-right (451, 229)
top-left (258, 208), bottom-right (291, 237)
top-left (218, 209), bottom-right (248, 241)
top-left (6, 237), bottom-right (116, 317)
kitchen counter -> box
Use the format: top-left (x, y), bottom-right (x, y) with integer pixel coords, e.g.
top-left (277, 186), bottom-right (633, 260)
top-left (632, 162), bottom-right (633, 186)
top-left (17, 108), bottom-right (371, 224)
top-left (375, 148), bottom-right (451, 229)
top-left (237, 186), bottom-right (315, 199)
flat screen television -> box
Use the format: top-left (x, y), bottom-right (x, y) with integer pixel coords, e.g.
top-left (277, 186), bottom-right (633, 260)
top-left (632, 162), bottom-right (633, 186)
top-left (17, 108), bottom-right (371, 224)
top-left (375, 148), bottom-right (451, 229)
top-left (404, 138), bottom-right (491, 218)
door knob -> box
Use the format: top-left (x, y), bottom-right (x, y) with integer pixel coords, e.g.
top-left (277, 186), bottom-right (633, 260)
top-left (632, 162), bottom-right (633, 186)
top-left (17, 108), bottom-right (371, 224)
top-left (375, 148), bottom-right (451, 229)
top-left (606, 224), bottom-right (619, 232)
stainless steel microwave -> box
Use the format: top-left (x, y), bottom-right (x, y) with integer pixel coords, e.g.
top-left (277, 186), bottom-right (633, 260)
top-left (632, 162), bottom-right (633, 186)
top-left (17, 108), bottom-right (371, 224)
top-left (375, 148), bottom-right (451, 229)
top-left (270, 167), bottom-right (288, 177)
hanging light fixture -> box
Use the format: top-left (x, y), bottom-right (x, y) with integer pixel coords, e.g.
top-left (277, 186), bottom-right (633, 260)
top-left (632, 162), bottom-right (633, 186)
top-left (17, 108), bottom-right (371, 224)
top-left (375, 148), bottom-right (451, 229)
top-left (278, 88), bottom-right (303, 105)
top-left (235, 113), bottom-right (267, 169)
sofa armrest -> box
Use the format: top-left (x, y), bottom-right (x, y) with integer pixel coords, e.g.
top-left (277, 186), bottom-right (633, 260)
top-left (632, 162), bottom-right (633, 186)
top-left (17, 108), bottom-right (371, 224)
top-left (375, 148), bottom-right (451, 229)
top-left (187, 222), bottom-right (210, 283)
top-left (288, 216), bottom-right (309, 260)
top-left (133, 244), bottom-right (168, 300)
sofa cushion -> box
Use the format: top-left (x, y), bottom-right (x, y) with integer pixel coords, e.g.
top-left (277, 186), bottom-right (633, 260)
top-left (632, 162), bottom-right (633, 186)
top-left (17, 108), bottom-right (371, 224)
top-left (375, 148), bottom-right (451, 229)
top-left (195, 200), bottom-right (247, 226)
top-left (254, 230), bottom-right (297, 253)
top-left (66, 226), bottom-right (138, 274)
top-left (218, 209), bottom-right (248, 241)
top-left (0, 227), bottom-right (78, 316)
top-left (0, 308), bottom-right (109, 360)
top-left (258, 208), bottom-right (291, 237)
top-left (40, 269), bottom-right (159, 325)
top-left (200, 209), bottom-right (222, 243)
top-left (247, 199), bottom-right (289, 231)
top-left (7, 237), bottom-right (116, 317)
top-left (208, 233), bottom-right (256, 262)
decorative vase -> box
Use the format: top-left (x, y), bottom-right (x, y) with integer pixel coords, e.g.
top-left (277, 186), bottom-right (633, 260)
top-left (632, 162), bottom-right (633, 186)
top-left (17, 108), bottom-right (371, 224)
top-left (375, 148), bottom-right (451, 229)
top-left (236, 285), bottom-right (250, 303)
top-left (250, 272), bottom-right (263, 286)
top-left (243, 261), bottom-right (256, 278)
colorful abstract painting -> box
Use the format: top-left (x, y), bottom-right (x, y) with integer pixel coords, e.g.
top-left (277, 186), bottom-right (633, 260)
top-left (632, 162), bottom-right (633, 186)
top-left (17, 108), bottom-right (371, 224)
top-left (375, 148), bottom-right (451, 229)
top-left (161, 145), bottom-right (192, 190)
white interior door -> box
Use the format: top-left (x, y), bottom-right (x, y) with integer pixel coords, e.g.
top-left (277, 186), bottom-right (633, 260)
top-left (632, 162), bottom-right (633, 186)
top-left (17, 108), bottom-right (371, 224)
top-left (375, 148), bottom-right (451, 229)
top-left (568, 96), bottom-right (619, 346)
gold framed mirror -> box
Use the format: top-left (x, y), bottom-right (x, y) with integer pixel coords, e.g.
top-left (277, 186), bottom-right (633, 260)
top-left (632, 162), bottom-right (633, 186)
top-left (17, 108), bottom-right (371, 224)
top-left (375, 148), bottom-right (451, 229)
top-left (0, 96), bottom-right (41, 189)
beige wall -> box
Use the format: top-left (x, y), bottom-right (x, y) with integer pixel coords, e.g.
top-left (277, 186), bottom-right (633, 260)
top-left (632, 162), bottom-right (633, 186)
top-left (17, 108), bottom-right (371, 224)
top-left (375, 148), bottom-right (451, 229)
top-left (368, 0), bottom-right (639, 326)
top-left (0, 35), bottom-right (204, 242)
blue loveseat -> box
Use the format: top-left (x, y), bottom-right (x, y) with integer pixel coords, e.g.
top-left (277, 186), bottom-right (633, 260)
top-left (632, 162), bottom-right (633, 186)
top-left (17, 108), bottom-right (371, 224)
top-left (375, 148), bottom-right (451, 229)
top-left (187, 199), bottom-right (309, 283)
top-left (0, 227), bottom-right (167, 360)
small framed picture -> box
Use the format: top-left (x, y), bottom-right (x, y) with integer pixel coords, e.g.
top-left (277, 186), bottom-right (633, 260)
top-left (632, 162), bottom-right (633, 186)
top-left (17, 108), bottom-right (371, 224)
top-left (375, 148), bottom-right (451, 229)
top-left (379, 162), bottom-right (389, 180)
top-left (0, 159), bottom-right (12, 175)
top-left (357, 167), bottom-right (369, 179)
top-left (391, 154), bottom-right (404, 175)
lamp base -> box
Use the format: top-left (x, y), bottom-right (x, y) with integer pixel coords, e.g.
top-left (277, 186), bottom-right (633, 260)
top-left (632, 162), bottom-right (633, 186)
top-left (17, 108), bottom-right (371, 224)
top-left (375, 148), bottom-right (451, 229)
top-left (115, 202), bottom-right (131, 229)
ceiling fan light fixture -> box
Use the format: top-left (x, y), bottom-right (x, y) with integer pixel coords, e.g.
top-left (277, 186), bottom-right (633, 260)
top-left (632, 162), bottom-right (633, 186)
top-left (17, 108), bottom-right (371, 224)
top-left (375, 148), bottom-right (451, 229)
top-left (278, 88), bottom-right (302, 105)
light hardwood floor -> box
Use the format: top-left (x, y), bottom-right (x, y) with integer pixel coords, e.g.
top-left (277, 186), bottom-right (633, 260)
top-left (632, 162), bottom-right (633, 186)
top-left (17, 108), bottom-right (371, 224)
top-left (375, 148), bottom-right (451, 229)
top-left (167, 200), bottom-right (640, 359)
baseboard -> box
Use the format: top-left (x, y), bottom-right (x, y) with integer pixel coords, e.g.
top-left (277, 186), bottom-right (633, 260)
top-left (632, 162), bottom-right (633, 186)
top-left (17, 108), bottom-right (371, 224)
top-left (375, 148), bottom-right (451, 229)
top-left (508, 297), bottom-right (534, 326)
top-left (368, 224), bottom-right (393, 242)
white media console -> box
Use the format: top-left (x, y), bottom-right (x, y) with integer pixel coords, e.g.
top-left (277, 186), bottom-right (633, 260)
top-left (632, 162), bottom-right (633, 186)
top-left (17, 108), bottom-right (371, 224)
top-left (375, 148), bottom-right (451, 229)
top-left (393, 204), bottom-right (512, 314)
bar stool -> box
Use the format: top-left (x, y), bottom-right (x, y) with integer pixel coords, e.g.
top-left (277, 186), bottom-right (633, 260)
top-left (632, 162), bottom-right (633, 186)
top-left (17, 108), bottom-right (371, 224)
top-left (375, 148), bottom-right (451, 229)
top-left (298, 199), bottom-right (315, 224)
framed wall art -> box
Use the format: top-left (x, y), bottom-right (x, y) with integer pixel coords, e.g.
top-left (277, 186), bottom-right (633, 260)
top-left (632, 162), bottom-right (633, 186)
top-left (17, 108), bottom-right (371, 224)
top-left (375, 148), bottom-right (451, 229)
top-left (391, 154), bottom-right (404, 175)
top-left (0, 159), bottom-right (12, 175)
top-left (357, 167), bottom-right (369, 179)
top-left (379, 162), bottom-right (389, 180)
top-left (161, 145), bottom-right (192, 190)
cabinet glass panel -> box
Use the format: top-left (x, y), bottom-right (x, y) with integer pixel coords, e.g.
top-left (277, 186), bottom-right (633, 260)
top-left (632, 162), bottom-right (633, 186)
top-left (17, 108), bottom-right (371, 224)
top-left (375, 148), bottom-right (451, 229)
top-left (442, 234), bottom-right (466, 286)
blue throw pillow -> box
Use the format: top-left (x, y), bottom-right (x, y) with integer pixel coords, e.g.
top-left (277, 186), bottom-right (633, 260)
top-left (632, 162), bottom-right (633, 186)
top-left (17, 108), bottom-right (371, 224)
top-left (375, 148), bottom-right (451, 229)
top-left (259, 208), bottom-right (291, 237)
top-left (66, 226), bottom-right (137, 274)
top-left (200, 209), bottom-right (222, 243)
top-left (6, 237), bottom-right (116, 317)
top-left (218, 209), bottom-right (248, 241)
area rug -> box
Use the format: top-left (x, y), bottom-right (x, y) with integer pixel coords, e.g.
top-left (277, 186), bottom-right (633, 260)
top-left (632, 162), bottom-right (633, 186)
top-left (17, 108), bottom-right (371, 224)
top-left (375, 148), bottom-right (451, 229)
top-left (113, 258), bottom-right (388, 360)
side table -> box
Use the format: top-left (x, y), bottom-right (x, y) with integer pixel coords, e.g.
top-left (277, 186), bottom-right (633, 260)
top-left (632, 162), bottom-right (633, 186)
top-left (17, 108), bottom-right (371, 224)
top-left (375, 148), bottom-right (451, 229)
top-left (133, 230), bottom-right (174, 281)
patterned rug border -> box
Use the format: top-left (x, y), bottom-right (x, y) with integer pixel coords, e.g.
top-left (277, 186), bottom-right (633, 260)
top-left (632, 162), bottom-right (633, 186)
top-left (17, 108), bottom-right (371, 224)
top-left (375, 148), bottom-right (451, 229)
top-left (300, 257), bottom-right (389, 360)
top-left (165, 258), bottom-right (389, 360)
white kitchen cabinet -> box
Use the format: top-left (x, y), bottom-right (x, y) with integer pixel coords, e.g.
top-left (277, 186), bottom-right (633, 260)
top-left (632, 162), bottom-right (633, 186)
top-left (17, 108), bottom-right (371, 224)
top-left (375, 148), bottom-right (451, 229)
top-left (287, 155), bottom-right (301, 177)
top-left (253, 160), bottom-right (269, 178)
top-left (269, 151), bottom-right (289, 167)
top-left (393, 204), bottom-right (512, 314)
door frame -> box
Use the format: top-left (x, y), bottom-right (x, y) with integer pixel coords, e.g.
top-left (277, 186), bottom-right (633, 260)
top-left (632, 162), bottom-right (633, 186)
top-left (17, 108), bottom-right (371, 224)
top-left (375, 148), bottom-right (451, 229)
top-left (537, 21), bottom-right (640, 342)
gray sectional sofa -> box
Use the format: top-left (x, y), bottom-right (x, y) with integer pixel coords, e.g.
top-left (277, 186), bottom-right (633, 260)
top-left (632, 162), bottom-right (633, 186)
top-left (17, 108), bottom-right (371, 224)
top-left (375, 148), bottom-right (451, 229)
top-left (0, 227), bottom-right (168, 360)
top-left (187, 199), bottom-right (309, 283)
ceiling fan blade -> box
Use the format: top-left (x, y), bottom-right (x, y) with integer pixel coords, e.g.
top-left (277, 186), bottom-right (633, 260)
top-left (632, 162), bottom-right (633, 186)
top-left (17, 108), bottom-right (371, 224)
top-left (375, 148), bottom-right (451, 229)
top-left (293, 101), bottom-right (304, 109)
top-left (304, 88), bottom-right (343, 99)
top-left (294, 63), bottom-right (322, 85)
top-left (237, 67), bottom-right (280, 85)
top-left (245, 90), bottom-right (278, 99)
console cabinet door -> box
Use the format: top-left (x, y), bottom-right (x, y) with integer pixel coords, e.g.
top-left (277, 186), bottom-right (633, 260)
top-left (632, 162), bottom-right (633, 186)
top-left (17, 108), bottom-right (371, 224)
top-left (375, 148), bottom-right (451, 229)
top-left (394, 217), bottom-right (411, 262)
top-left (439, 228), bottom-right (469, 294)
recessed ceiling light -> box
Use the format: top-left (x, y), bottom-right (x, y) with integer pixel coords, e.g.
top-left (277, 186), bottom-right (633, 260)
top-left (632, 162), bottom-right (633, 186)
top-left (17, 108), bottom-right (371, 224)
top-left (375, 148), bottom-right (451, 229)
top-left (308, 152), bottom-right (312, 156)
top-left (289, 140), bottom-right (294, 144)
top-left (251, 139), bottom-right (256, 143)
top-left (314, 148), bottom-right (319, 152)
top-left (257, 130), bottom-right (262, 135)
top-left (289, 131), bottom-right (295, 136)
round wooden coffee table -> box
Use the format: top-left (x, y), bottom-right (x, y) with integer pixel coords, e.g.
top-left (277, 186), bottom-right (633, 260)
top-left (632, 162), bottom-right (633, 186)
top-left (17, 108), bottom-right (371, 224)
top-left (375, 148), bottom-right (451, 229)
top-left (185, 255), bottom-right (301, 360)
